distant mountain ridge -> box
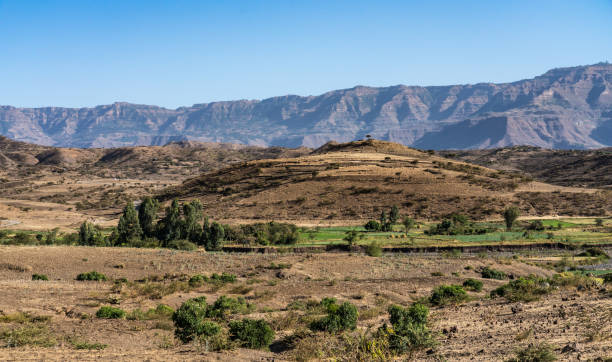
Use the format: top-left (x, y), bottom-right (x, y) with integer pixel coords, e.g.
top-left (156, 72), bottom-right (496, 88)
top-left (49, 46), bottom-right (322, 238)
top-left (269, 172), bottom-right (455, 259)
top-left (2, 63), bottom-right (612, 149)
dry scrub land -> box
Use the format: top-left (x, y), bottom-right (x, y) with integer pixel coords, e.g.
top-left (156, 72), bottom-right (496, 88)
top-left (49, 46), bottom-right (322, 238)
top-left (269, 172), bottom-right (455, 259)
top-left (0, 246), bottom-right (610, 361)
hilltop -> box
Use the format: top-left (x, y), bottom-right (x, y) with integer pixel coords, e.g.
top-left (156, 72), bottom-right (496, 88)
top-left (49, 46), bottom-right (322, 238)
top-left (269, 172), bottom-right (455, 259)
top-left (2, 63), bottom-right (612, 149)
top-left (160, 140), bottom-right (611, 222)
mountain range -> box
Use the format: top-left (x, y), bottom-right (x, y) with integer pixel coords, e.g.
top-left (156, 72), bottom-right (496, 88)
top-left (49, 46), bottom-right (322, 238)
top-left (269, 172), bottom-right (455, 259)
top-left (1, 63), bottom-right (612, 149)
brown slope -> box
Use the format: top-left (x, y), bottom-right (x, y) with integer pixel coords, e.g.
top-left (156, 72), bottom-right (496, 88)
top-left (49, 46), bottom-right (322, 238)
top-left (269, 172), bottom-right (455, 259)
top-left (159, 140), bottom-right (611, 222)
top-left (439, 146), bottom-right (612, 188)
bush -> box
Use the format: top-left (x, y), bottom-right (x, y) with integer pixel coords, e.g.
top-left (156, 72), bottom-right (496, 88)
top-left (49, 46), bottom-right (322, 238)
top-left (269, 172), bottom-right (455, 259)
top-left (366, 241), bottom-right (382, 257)
top-left (96, 306), bottom-right (125, 319)
top-left (576, 247), bottom-right (609, 259)
top-left (188, 274), bottom-right (207, 287)
top-left (207, 296), bottom-right (252, 319)
top-left (462, 278), bottom-right (483, 292)
top-left (76, 271), bottom-right (108, 281)
top-left (364, 220), bottom-right (381, 231)
top-left (429, 285), bottom-right (468, 306)
top-left (210, 272), bottom-right (236, 284)
top-left (224, 222), bottom-right (298, 245)
top-left (506, 343), bottom-right (557, 362)
top-left (481, 267), bottom-right (507, 280)
top-left (310, 299), bottom-right (358, 333)
top-left (31, 274), bottom-right (48, 281)
top-left (172, 296), bottom-right (211, 342)
top-left (167, 239), bottom-right (198, 251)
top-left (384, 303), bottom-right (436, 354)
top-left (228, 318), bottom-right (274, 349)
top-left (490, 275), bottom-right (550, 302)
top-left (527, 220), bottom-right (545, 231)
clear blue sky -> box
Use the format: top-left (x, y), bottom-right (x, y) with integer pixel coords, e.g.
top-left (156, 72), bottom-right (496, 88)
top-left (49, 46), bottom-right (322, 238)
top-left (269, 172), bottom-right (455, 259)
top-left (1, 0), bottom-right (610, 108)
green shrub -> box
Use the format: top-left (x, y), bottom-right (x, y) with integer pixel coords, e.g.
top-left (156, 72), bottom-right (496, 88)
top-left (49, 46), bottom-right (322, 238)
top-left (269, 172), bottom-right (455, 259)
top-left (490, 275), bottom-right (550, 302)
top-left (210, 272), bottom-right (236, 284)
top-left (364, 220), bottom-right (381, 231)
top-left (481, 266), bottom-right (507, 280)
top-left (228, 318), bottom-right (274, 349)
top-left (366, 241), bottom-right (382, 257)
top-left (602, 273), bottom-right (612, 283)
top-left (207, 296), bottom-right (252, 319)
top-left (506, 343), bottom-right (557, 362)
top-left (32, 274), bottom-right (48, 281)
top-left (384, 303), bottom-right (436, 354)
top-left (96, 306), bottom-right (125, 319)
top-left (310, 299), bottom-right (358, 333)
top-left (76, 271), bottom-right (108, 281)
top-left (576, 247), bottom-right (609, 259)
top-left (188, 274), bottom-right (206, 287)
top-left (224, 222), bottom-right (298, 245)
top-left (172, 296), bottom-right (211, 342)
top-left (167, 239), bottom-right (198, 251)
top-left (462, 278), bottom-right (483, 292)
top-left (429, 285), bottom-right (468, 306)
top-left (127, 304), bottom-right (174, 321)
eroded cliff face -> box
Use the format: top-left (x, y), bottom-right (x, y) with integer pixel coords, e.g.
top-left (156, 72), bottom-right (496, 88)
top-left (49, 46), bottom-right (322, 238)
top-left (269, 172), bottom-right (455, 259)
top-left (2, 63), bottom-right (612, 149)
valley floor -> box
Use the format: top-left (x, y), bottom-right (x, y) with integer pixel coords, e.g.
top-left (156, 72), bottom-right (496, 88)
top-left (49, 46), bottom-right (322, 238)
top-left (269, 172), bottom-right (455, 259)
top-left (0, 246), bottom-right (610, 361)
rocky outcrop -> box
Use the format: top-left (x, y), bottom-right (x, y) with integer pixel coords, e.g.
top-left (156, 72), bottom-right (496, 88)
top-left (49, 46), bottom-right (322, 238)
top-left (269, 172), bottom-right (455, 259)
top-left (1, 63), bottom-right (612, 149)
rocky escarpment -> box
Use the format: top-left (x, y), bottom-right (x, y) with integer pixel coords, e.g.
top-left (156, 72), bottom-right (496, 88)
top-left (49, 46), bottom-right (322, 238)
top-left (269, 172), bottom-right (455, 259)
top-left (1, 63), bottom-right (612, 149)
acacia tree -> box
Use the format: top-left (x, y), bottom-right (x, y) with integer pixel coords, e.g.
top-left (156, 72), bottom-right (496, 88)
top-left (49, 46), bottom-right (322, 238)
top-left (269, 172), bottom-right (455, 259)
top-left (503, 206), bottom-right (520, 230)
top-left (117, 202), bottom-right (142, 243)
top-left (138, 196), bottom-right (159, 238)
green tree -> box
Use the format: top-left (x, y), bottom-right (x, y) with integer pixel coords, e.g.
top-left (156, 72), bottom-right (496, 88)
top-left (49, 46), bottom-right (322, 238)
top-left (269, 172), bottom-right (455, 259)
top-left (207, 222), bottom-right (225, 251)
top-left (380, 210), bottom-right (387, 228)
top-left (138, 196), bottom-right (159, 238)
top-left (157, 199), bottom-right (182, 244)
top-left (79, 221), bottom-right (102, 246)
top-left (503, 206), bottom-right (520, 230)
top-left (343, 229), bottom-right (361, 246)
top-left (182, 200), bottom-right (203, 243)
top-left (117, 202), bottom-right (143, 243)
top-left (402, 216), bottom-right (415, 235)
top-left (389, 205), bottom-right (400, 225)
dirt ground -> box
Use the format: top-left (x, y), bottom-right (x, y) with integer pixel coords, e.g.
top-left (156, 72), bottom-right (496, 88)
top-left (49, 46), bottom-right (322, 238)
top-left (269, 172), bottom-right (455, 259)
top-left (0, 246), bottom-right (609, 361)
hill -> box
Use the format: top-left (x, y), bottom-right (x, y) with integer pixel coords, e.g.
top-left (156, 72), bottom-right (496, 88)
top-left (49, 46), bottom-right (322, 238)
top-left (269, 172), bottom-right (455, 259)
top-left (160, 140), bottom-right (611, 222)
top-left (2, 63), bottom-right (612, 149)
top-left (439, 146), bottom-right (612, 189)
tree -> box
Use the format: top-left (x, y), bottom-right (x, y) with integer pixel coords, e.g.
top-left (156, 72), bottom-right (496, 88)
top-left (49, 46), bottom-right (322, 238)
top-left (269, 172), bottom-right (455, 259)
top-left (157, 199), bottom-right (182, 244)
top-left (117, 202), bottom-right (142, 243)
top-left (343, 230), bottom-right (361, 246)
top-left (380, 210), bottom-right (387, 227)
top-left (79, 221), bottom-right (102, 246)
top-left (389, 205), bottom-right (400, 225)
top-left (182, 200), bottom-right (203, 243)
top-left (138, 197), bottom-right (159, 238)
top-left (207, 222), bottom-right (225, 251)
top-left (402, 217), bottom-right (415, 235)
top-left (503, 207), bottom-right (520, 230)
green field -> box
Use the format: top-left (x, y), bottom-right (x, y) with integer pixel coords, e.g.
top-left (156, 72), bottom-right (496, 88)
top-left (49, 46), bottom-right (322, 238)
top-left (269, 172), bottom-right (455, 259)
top-left (296, 218), bottom-right (612, 247)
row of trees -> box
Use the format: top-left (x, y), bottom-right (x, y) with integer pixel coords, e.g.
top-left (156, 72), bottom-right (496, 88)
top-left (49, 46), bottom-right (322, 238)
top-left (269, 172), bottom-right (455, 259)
top-left (364, 205), bottom-right (415, 234)
top-left (80, 198), bottom-right (225, 250)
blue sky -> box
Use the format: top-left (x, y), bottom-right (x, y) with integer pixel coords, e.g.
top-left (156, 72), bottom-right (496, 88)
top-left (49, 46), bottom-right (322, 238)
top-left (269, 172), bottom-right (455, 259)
top-left (0, 0), bottom-right (611, 108)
